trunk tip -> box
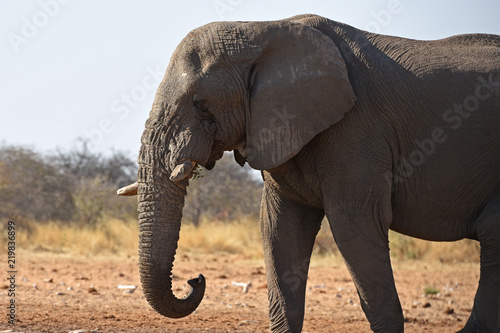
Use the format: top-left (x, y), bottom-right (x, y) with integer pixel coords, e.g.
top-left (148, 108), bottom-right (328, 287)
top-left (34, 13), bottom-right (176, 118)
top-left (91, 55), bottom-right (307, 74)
top-left (145, 273), bottom-right (206, 319)
top-left (187, 274), bottom-right (205, 288)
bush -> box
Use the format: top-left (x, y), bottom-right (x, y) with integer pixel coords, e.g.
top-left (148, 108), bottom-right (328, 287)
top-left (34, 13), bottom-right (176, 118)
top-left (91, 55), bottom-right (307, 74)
top-left (0, 142), bottom-right (138, 226)
top-left (0, 145), bottom-right (74, 224)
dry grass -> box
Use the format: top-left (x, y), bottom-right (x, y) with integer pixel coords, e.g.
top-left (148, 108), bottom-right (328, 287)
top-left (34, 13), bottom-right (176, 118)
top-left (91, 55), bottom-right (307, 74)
top-left (177, 217), bottom-right (263, 259)
top-left (14, 219), bottom-right (139, 256)
top-left (10, 218), bottom-right (263, 258)
top-left (312, 220), bottom-right (480, 263)
top-left (6, 218), bottom-right (480, 263)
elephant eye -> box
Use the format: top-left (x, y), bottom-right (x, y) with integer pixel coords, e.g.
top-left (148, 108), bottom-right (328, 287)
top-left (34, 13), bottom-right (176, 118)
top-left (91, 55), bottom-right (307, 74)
top-left (193, 98), bottom-right (208, 113)
top-left (193, 98), bottom-right (215, 123)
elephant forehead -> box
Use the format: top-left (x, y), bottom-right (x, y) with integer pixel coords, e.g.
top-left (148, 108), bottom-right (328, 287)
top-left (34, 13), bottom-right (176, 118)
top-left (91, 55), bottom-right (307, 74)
top-left (168, 48), bottom-right (215, 86)
top-left (180, 21), bottom-right (255, 65)
top-left (163, 21), bottom-right (251, 93)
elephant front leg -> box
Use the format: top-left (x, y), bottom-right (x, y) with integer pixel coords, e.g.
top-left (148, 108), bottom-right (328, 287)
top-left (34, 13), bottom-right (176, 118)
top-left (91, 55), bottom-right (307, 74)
top-left (260, 185), bottom-right (324, 333)
top-left (327, 211), bottom-right (404, 333)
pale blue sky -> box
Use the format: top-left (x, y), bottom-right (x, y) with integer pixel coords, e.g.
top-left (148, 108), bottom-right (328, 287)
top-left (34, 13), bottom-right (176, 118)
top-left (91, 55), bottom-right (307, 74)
top-left (1, 0), bottom-right (499, 158)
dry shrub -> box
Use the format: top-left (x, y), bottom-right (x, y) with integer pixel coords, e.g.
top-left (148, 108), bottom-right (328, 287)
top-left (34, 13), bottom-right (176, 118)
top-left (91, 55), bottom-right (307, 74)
top-left (312, 219), bottom-right (340, 259)
top-left (389, 231), bottom-right (480, 263)
top-left (425, 238), bottom-right (480, 263)
top-left (178, 218), bottom-right (263, 259)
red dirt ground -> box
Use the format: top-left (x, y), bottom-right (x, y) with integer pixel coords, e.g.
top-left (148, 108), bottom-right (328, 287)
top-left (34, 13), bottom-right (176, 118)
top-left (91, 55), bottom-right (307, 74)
top-left (1, 251), bottom-right (478, 332)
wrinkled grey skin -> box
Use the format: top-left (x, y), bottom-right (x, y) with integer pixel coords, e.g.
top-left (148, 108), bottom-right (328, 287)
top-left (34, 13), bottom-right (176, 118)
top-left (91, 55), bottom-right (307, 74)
top-left (120, 15), bottom-right (500, 332)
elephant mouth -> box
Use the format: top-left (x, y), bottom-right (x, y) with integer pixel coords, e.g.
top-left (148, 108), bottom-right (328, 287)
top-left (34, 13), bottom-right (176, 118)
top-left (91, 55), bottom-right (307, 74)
top-left (169, 155), bottom-right (218, 182)
top-left (117, 155), bottom-right (218, 196)
top-left (204, 149), bottom-right (225, 171)
top-left (169, 160), bottom-right (198, 182)
top-left (205, 161), bottom-right (216, 170)
top-left (167, 140), bottom-right (226, 182)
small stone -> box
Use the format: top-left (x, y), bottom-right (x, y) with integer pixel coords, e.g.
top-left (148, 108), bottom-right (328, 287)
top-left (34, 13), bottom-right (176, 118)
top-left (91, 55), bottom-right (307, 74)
top-left (444, 307), bottom-right (454, 314)
top-left (88, 287), bottom-right (99, 295)
top-left (423, 302), bottom-right (431, 308)
top-left (55, 292), bottom-right (65, 296)
top-left (412, 301), bottom-right (421, 308)
top-left (43, 278), bottom-right (53, 283)
top-left (76, 276), bottom-right (90, 280)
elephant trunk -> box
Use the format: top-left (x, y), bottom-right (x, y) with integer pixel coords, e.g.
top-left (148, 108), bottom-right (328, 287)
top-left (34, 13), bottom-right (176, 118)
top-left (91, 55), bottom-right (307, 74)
top-left (137, 147), bottom-right (205, 318)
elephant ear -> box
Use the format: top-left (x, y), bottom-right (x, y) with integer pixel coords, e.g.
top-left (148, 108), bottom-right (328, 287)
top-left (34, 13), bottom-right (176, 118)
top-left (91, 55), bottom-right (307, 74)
top-left (245, 21), bottom-right (356, 170)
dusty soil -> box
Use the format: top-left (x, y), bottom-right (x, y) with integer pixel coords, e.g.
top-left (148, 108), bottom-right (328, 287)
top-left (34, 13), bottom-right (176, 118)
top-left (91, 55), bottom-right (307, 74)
top-left (1, 250), bottom-right (478, 332)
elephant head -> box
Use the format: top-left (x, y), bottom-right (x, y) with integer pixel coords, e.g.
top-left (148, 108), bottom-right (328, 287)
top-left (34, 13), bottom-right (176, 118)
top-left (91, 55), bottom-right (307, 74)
top-left (118, 17), bottom-right (355, 319)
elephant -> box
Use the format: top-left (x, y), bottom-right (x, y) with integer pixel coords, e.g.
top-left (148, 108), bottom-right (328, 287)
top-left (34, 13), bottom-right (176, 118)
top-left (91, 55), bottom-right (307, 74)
top-left (117, 14), bottom-right (500, 332)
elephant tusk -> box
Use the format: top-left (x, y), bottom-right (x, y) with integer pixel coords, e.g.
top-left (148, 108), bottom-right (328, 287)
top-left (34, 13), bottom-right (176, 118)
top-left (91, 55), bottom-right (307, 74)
top-left (117, 182), bottom-right (138, 196)
top-left (170, 160), bottom-right (197, 182)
